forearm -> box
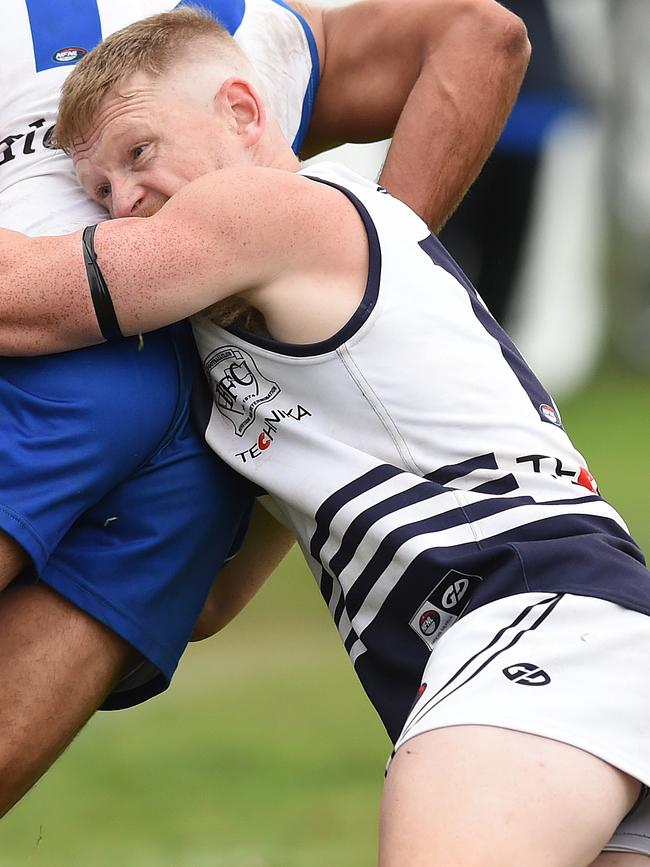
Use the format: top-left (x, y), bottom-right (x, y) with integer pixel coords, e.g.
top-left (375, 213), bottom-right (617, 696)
top-left (0, 228), bottom-right (102, 355)
top-left (306, 0), bottom-right (530, 232)
top-left (380, 1), bottom-right (531, 231)
top-left (191, 502), bottom-right (295, 641)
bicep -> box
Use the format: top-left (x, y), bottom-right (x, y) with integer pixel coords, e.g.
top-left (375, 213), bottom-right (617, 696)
top-left (92, 172), bottom-right (286, 336)
top-left (303, 0), bottom-right (435, 154)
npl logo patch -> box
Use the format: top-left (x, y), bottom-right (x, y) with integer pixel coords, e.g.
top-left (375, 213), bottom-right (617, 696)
top-left (409, 570), bottom-right (482, 650)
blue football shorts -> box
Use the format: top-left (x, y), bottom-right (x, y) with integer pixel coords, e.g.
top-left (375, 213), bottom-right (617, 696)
top-left (0, 322), bottom-right (253, 708)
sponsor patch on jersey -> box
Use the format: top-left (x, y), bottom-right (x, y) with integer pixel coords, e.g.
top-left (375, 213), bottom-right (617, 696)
top-left (204, 345), bottom-right (281, 437)
top-left (577, 466), bottom-right (599, 493)
top-left (409, 570), bottom-right (482, 650)
top-left (502, 662), bottom-right (551, 686)
top-left (539, 402), bottom-right (562, 426)
top-left (52, 47), bottom-right (87, 64)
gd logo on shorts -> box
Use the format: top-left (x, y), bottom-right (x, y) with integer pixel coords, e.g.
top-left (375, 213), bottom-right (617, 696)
top-left (204, 345), bottom-right (281, 436)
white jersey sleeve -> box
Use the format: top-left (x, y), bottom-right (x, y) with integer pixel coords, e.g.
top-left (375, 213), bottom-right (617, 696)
top-left (0, 0), bottom-right (318, 236)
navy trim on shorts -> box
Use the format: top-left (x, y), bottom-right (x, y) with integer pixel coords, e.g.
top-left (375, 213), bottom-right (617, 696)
top-left (401, 593), bottom-right (564, 739)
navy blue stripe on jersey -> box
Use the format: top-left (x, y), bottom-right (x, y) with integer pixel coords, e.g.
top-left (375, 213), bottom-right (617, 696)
top-left (327, 479), bottom-right (450, 579)
top-left (344, 629), bottom-right (360, 654)
top-left (339, 493), bottom-right (571, 624)
top-left (229, 176), bottom-right (382, 356)
top-left (319, 566), bottom-right (334, 606)
top-left (310, 464), bottom-right (402, 562)
top-left (25, 0), bottom-right (102, 72)
top-left (471, 474), bottom-right (520, 495)
top-left (425, 453), bottom-right (498, 485)
top-left (419, 234), bottom-right (563, 430)
top-left (485, 508), bottom-right (640, 551)
top-left (176, 0), bottom-right (245, 33)
top-left (268, 0), bottom-right (320, 153)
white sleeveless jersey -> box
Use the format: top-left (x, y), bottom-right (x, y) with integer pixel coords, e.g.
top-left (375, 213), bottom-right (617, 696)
top-left (193, 162), bottom-right (650, 741)
top-left (0, 0), bottom-right (318, 236)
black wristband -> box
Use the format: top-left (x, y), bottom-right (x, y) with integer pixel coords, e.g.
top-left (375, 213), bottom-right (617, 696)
top-left (82, 224), bottom-right (124, 341)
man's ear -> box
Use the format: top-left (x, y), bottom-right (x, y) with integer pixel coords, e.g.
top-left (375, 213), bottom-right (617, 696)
top-left (216, 77), bottom-right (266, 147)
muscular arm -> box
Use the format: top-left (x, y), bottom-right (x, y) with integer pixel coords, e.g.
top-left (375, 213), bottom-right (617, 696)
top-left (192, 502), bottom-right (295, 641)
top-left (299, 0), bottom-right (530, 231)
top-left (0, 167), bottom-right (362, 354)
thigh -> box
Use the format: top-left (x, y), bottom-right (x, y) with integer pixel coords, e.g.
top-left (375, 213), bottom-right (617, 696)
top-left (0, 530), bottom-right (27, 591)
top-left (599, 792), bottom-right (650, 862)
top-left (0, 582), bottom-right (133, 817)
top-left (395, 593), bottom-right (650, 789)
top-left (380, 725), bottom-right (640, 867)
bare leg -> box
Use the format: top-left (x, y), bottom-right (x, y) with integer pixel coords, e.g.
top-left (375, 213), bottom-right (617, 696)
top-left (379, 725), bottom-right (640, 867)
top-left (0, 582), bottom-right (134, 816)
top-left (0, 530), bottom-right (27, 592)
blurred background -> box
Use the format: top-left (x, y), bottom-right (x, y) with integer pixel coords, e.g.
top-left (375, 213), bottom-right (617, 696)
top-left (1, 1), bottom-right (648, 864)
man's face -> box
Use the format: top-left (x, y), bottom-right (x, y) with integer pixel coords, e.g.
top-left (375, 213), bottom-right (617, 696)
top-left (74, 68), bottom-right (244, 218)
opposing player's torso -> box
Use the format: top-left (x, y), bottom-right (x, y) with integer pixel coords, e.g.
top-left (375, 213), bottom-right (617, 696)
top-left (0, 0), bottom-right (317, 235)
top-left (193, 162), bottom-right (650, 740)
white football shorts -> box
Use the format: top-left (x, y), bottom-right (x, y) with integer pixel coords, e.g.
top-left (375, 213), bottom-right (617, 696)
top-left (392, 592), bottom-right (650, 857)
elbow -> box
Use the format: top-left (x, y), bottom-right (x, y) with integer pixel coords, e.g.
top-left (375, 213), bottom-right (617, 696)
top-left (190, 598), bottom-right (230, 642)
top-left (475, 0), bottom-right (531, 76)
top-left (419, 0), bottom-right (531, 80)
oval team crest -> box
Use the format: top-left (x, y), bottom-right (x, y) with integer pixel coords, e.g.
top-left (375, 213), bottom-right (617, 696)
top-left (52, 47), bottom-right (87, 64)
top-left (204, 345), bottom-right (281, 437)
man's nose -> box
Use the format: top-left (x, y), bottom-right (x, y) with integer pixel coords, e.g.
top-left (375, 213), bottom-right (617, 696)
top-left (111, 183), bottom-right (145, 219)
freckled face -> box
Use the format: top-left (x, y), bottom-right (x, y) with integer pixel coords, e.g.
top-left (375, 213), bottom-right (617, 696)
top-left (74, 69), bottom-right (242, 218)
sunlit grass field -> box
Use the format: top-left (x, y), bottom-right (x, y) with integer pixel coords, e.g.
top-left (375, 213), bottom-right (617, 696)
top-left (1, 363), bottom-right (648, 866)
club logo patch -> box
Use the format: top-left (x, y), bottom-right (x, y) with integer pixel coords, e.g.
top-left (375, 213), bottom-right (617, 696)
top-left (204, 345), bottom-right (280, 437)
top-left (539, 402), bottom-right (561, 426)
top-left (52, 47), bottom-right (87, 64)
top-left (410, 570), bottom-right (482, 650)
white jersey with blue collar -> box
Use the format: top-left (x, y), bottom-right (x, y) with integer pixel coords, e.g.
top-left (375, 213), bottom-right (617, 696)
top-left (193, 162), bottom-right (650, 741)
top-left (0, 0), bottom-right (318, 236)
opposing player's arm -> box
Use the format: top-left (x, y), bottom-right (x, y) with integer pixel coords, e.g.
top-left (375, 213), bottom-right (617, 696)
top-left (192, 501), bottom-right (295, 641)
top-left (0, 167), bottom-right (347, 355)
top-left (299, 0), bottom-right (530, 231)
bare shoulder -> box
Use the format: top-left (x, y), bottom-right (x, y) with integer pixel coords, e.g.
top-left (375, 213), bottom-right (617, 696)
top-left (164, 166), bottom-right (363, 255)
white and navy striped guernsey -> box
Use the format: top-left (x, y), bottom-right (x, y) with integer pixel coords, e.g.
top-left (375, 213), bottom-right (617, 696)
top-left (0, 0), bottom-right (318, 237)
top-left (193, 162), bottom-right (650, 742)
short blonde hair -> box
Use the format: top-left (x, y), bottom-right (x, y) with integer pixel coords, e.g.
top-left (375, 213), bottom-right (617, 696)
top-left (55, 6), bottom-right (253, 151)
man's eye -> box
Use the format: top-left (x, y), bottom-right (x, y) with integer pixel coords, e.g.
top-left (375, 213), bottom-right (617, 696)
top-left (96, 184), bottom-right (111, 200)
top-left (131, 145), bottom-right (147, 161)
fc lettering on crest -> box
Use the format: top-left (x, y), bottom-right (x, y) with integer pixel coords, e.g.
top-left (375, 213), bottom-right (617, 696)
top-left (204, 346), bottom-right (280, 436)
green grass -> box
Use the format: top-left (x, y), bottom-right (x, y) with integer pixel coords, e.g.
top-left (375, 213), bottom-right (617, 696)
top-left (0, 364), bottom-right (648, 866)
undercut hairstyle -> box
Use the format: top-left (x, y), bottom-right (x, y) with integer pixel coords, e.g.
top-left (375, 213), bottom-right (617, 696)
top-left (54, 6), bottom-right (256, 152)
